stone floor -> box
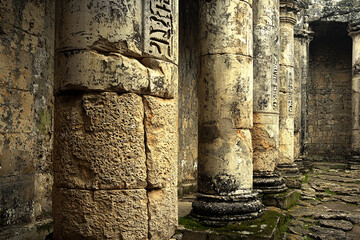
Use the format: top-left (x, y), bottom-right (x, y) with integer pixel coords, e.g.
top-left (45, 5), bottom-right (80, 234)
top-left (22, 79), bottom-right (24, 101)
top-left (177, 162), bottom-right (360, 240)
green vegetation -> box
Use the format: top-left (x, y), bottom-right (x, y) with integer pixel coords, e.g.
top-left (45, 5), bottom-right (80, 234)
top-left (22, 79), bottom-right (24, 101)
top-left (302, 174), bottom-right (309, 184)
top-left (179, 210), bottom-right (290, 239)
top-left (324, 188), bottom-right (335, 196)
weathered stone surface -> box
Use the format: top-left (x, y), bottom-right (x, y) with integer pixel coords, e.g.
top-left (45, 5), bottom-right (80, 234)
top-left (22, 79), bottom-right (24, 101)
top-left (279, 66), bottom-right (294, 93)
top-left (307, 25), bottom-right (352, 158)
top-left (54, 93), bottom-right (147, 190)
top-left (144, 58), bottom-right (178, 99)
top-left (144, 96), bottom-right (178, 189)
top-left (278, 92), bottom-right (294, 165)
top-left (199, 54), bottom-right (253, 129)
top-left (56, 51), bottom-right (149, 93)
top-left (56, 0), bottom-right (143, 56)
top-left (253, 113), bottom-right (279, 173)
top-left (198, 129), bottom-right (253, 194)
top-left (280, 22), bottom-right (295, 67)
top-left (53, 188), bottom-right (148, 240)
top-left (319, 220), bottom-right (353, 231)
top-left (149, 188), bottom-right (178, 240)
top-left (199, 0), bottom-right (253, 56)
top-left (0, 89), bottom-right (34, 133)
top-left (56, 0), bottom-right (178, 62)
top-left (56, 51), bottom-right (178, 99)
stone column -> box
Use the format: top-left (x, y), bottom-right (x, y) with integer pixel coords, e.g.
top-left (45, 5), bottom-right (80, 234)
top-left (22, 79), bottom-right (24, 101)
top-left (54, 1), bottom-right (178, 239)
top-left (294, 24), bottom-right (313, 169)
top-left (252, 0), bottom-right (287, 193)
top-left (192, 0), bottom-right (262, 226)
top-left (349, 20), bottom-right (360, 169)
top-left (277, 0), bottom-right (300, 186)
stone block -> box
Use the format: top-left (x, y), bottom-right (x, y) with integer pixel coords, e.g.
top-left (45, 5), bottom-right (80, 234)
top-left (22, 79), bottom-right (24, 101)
top-left (199, 54), bottom-right (253, 129)
top-left (200, 0), bottom-right (253, 56)
top-left (144, 96), bottom-right (178, 188)
top-left (144, 58), bottom-right (178, 99)
top-left (0, 89), bottom-right (34, 133)
top-left (53, 188), bottom-right (148, 240)
top-left (55, 51), bottom-right (149, 94)
top-left (53, 93), bottom-right (147, 190)
top-left (143, 0), bottom-right (179, 62)
top-left (56, 0), bottom-right (178, 62)
top-left (56, 0), bottom-right (142, 56)
top-left (261, 190), bottom-right (300, 209)
top-left (148, 188), bottom-right (178, 240)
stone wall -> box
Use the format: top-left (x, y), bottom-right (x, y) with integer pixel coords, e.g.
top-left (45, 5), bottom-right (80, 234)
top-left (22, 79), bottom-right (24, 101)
top-left (307, 22), bottom-right (352, 160)
top-left (0, 0), bottom-right (54, 239)
top-left (178, 0), bottom-right (199, 197)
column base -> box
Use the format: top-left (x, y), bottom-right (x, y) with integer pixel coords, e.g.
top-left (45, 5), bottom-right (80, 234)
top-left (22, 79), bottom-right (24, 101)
top-left (253, 173), bottom-right (288, 194)
top-left (348, 155), bottom-right (360, 170)
top-left (191, 192), bottom-right (263, 227)
top-left (276, 163), bottom-right (302, 189)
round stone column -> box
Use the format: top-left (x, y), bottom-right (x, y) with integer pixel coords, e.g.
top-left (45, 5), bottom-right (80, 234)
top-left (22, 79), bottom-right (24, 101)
top-left (54, 1), bottom-right (179, 239)
top-left (191, 0), bottom-right (262, 226)
top-left (294, 24), bottom-right (313, 169)
top-left (349, 20), bottom-right (360, 169)
top-left (277, 0), bottom-right (300, 183)
top-left (252, 0), bottom-right (287, 193)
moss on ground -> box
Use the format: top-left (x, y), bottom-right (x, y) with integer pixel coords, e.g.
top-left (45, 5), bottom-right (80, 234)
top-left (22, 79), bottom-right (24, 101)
top-left (179, 210), bottom-right (290, 239)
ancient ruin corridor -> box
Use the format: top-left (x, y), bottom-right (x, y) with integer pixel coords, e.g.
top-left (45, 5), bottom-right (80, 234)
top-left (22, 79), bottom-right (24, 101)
top-left (1, 0), bottom-right (360, 240)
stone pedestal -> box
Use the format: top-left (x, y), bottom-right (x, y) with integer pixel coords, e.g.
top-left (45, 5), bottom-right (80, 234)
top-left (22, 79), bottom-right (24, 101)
top-left (192, 0), bottom-right (262, 226)
top-left (54, 1), bottom-right (179, 239)
top-left (277, 0), bottom-right (300, 184)
top-left (252, 0), bottom-right (287, 194)
top-left (349, 22), bottom-right (360, 170)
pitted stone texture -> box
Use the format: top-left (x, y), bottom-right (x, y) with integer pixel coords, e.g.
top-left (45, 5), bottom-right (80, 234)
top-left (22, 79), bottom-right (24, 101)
top-left (144, 96), bottom-right (178, 189)
top-left (53, 93), bottom-right (147, 190)
top-left (200, 0), bottom-right (253, 56)
top-left (351, 32), bottom-right (360, 156)
top-left (148, 188), bottom-right (178, 240)
top-left (280, 23), bottom-right (295, 67)
top-left (56, 0), bottom-right (143, 56)
top-left (279, 92), bottom-right (294, 165)
top-left (199, 54), bottom-right (253, 129)
top-left (53, 188), bottom-right (148, 240)
top-left (55, 51), bottom-right (178, 98)
top-left (198, 129), bottom-right (253, 195)
top-left (253, 113), bottom-right (279, 173)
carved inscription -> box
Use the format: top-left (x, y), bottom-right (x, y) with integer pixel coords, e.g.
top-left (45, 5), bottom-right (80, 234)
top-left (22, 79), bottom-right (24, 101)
top-left (288, 71), bottom-right (293, 113)
top-left (272, 57), bottom-right (278, 110)
top-left (144, 0), bottom-right (174, 60)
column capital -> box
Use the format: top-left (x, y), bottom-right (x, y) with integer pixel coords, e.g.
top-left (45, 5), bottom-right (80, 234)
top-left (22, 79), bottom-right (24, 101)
top-left (280, 1), bottom-right (299, 25)
top-left (294, 27), bottom-right (314, 42)
top-left (349, 20), bottom-right (360, 37)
